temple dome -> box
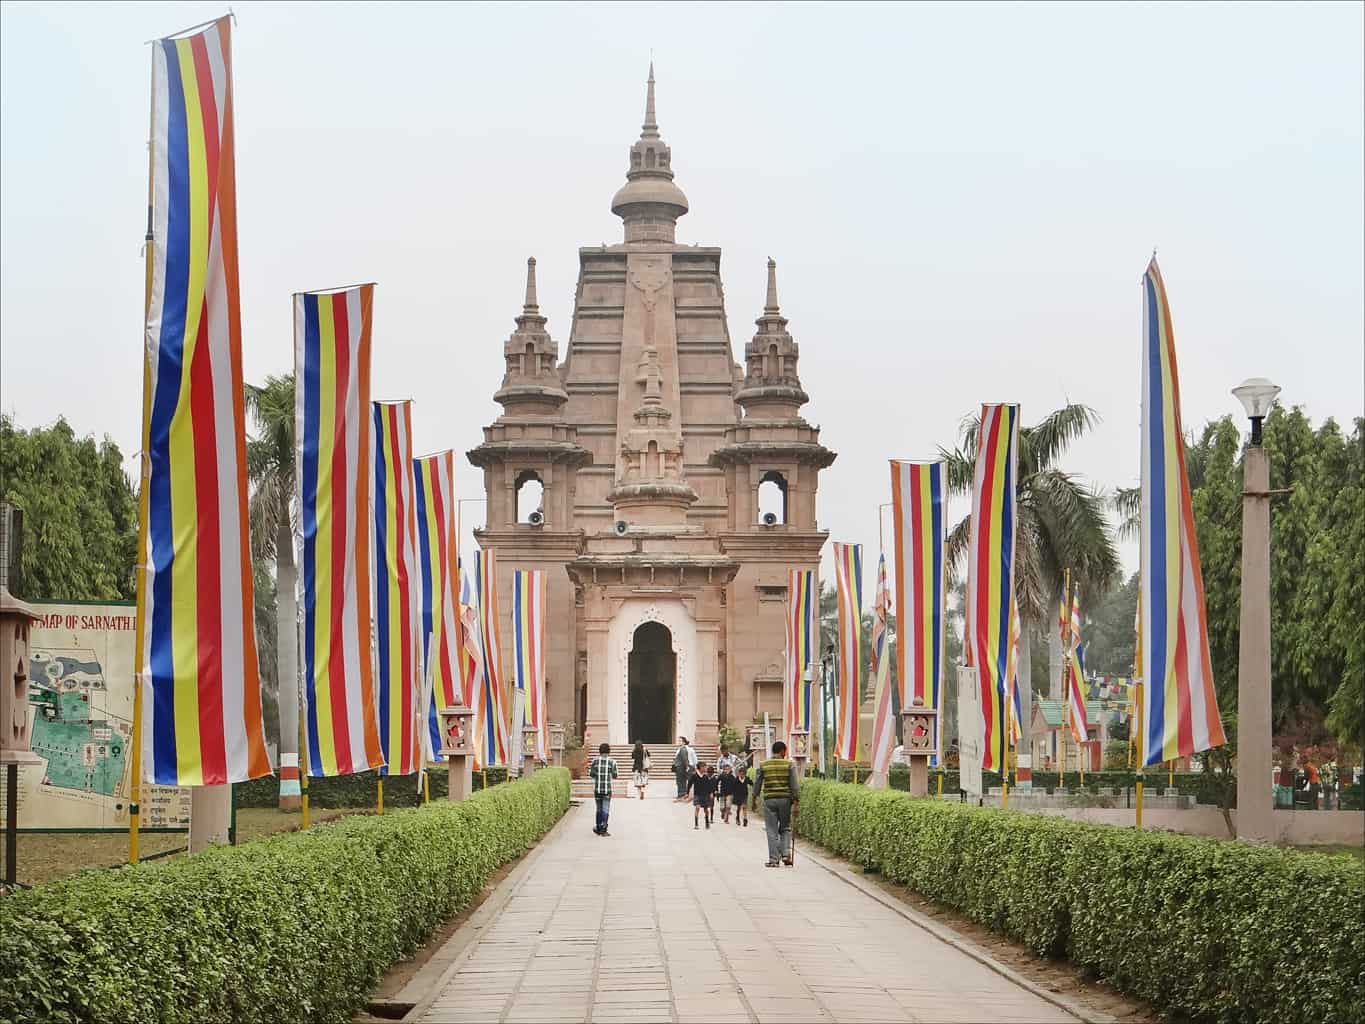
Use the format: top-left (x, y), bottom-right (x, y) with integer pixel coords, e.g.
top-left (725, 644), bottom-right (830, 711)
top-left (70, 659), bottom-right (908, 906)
top-left (611, 63), bottom-right (688, 241)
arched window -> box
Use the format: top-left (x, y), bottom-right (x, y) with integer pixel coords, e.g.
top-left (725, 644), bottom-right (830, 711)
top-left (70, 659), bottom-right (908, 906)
top-left (766, 344), bottom-right (779, 378)
top-left (645, 147), bottom-right (656, 169)
top-left (758, 471), bottom-right (787, 525)
top-left (524, 341), bottom-right (536, 376)
top-left (515, 470), bottom-right (544, 524)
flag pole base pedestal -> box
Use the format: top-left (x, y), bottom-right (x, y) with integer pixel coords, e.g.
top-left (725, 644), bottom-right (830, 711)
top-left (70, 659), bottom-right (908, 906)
top-left (521, 754), bottom-right (536, 779)
top-left (901, 700), bottom-right (938, 798)
top-left (1015, 754), bottom-right (1033, 793)
top-left (789, 729), bottom-right (810, 777)
top-left (447, 755), bottom-right (472, 801)
top-left (189, 785), bottom-right (232, 851)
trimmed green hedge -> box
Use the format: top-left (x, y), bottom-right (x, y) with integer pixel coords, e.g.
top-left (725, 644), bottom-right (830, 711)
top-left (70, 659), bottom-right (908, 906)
top-left (0, 768), bottom-right (570, 1024)
top-left (798, 779), bottom-right (1364, 1024)
top-left (885, 765), bottom-right (1234, 805)
top-left (233, 764), bottom-right (511, 809)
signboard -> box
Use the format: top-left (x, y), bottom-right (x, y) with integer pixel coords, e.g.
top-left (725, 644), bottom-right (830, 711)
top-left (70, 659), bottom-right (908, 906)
top-left (956, 666), bottom-right (983, 797)
top-left (0, 602), bottom-right (191, 831)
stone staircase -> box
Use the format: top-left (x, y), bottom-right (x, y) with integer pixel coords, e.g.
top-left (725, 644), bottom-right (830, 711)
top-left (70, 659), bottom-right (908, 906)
top-left (569, 742), bottom-right (721, 798)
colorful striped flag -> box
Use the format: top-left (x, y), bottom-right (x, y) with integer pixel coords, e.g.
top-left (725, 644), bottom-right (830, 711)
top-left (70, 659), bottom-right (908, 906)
top-left (373, 401), bottom-right (420, 776)
top-left (1139, 258), bottom-right (1226, 765)
top-left (832, 543), bottom-right (863, 762)
top-left (964, 404), bottom-right (1020, 773)
top-left (139, 17), bottom-right (270, 785)
top-left (474, 549), bottom-right (511, 766)
top-left (1008, 600), bottom-right (1023, 743)
top-left (414, 451), bottom-right (460, 764)
top-left (456, 563), bottom-right (486, 768)
top-left (785, 569), bottom-right (819, 738)
top-left (296, 285), bottom-right (384, 778)
top-left (867, 552), bottom-right (895, 780)
top-left (890, 461), bottom-right (945, 756)
top-left (1067, 640), bottom-right (1091, 744)
top-left (512, 569), bottom-right (548, 760)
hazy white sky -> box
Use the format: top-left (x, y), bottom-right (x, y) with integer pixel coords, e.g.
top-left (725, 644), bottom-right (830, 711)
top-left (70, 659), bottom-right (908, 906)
top-left (2, 1), bottom-right (1361, 582)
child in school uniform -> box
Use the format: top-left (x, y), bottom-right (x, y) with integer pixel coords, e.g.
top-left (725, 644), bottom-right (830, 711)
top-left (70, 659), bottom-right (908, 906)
top-left (730, 765), bottom-right (752, 826)
top-left (692, 763), bottom-right (720, 829)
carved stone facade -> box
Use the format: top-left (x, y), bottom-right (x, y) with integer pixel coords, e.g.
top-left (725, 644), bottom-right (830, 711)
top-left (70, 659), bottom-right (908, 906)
top-left (469, 67), bottom-right (835, 746)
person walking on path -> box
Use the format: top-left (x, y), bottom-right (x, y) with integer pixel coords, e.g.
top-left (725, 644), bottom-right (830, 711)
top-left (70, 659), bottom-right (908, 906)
top-left (590, 743), bottom-right (618, 836)
top-left (692, 763), bottom-right (719, 829)
top-left (672, 738), bottom-right (690, 800)
top-left (750, 740), bottom-right (800, 866)
top-left (730, 765), bottom-right (752, 827)
top-left (631, 741), bottom-right (650, 800)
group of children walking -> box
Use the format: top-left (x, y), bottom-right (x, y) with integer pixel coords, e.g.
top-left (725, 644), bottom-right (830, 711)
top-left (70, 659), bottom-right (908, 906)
top-left (686, 747), bottom-right (751, 830)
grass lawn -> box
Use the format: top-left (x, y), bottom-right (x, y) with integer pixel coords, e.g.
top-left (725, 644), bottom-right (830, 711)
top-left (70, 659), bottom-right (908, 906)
top-left (10, 806), bottom-right (372, 887)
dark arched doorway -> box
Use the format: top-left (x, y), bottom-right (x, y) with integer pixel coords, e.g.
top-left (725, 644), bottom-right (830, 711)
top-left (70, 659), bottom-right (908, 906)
top-left (628, 622), bottom-right (675, 743)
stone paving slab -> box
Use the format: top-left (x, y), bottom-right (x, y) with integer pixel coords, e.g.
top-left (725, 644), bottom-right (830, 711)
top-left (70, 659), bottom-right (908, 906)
top-left (413, 794), bottom-right (1082, 1024)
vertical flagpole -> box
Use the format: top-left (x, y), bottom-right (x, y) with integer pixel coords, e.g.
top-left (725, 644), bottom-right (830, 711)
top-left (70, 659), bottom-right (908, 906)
top-left (130, 43), bottom-right (158, 867)
top-left (1134, 572), bottom-right (1144, 828)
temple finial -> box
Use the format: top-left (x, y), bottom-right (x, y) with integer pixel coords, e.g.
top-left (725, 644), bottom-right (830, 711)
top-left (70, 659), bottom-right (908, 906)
top-left (524, 257), bottom-right (538, 313)
top-left (642, 61), bottom-right (658, 138)
top-left (764, 257), bottom-right (780, 314)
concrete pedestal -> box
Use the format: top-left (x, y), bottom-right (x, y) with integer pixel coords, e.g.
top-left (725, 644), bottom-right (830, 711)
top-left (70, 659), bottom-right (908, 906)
top-left (1237, 445), bottom-right (1274, 843)
top-left (909, 755), bottom-right (928, 797)
top-left (521, 754), bottom-right (537, 779)
top-left (447, 755), bottom-right (473, 801)
top-left (189, 785), bottom-right (231, 851)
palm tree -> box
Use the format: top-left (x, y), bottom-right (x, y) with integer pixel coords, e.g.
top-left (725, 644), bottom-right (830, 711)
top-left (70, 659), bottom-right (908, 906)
top-left (939, 403), bottom-right (1121, 697)
top-left (244, 374), bottom-right (298, 809)
top-left (1113, 486), bottom-right (1139, 542)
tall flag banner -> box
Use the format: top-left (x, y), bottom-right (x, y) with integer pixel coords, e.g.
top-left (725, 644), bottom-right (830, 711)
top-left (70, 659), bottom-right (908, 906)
top-left (963, 405), bottom-right (1020, 773)
top-left (296, 285), bottom-right (384, 777)
top-left (456, 563), bottom-right (486, 768)
top-left (512, 569), bottom-right (548, 760)
top-left (890, 461), bottom-right (945, 754)
top-left (139, 17), bottom-right (271, 785)
top-left (1067, 641), bottom-right (1091, 744)
top-left (414, 451), bottom-right (460, 764)
top-left (832, 543), bottom-right (863, 761)
top-left (784, 569), bottom-right (819, 737)
top-left (373, 401), bottom-right (420, 776)
top-left (1008, 600), bottom-right (1023, 743)
top-left (868, 552), bottom-right (895, 779)
top-left (474, 549), bottom-right (511, 765)
top-left (1139, 259), bottom-right (1226, 765)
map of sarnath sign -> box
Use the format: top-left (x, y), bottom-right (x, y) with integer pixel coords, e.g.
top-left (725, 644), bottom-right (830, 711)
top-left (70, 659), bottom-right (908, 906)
top-left (0, 602), bottom-right (191, 831)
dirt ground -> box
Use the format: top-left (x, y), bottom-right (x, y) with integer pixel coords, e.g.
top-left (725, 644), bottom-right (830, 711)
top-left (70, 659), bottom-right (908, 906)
top-left (8, 806), bottom-right (370, 887)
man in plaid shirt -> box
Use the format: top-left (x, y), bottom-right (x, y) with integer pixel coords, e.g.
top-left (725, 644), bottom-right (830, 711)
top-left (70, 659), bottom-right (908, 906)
top-left (589, 743), bottom-right (619, 836)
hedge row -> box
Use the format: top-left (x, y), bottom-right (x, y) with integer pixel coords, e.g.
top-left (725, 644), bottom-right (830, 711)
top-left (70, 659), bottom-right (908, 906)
top-left (797, 780), bottom-right (1364, 1024)
top-left (0, 768), bottom-right (571, 1024)
top-left (233, 764), bottom-right (511, 809)
top-left (884, 765), bottom-right (1232, 804)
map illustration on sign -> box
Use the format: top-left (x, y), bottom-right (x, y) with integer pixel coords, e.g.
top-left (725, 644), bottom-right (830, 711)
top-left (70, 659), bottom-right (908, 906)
top-left (29, 649), bottom-right (129, 798)
top-left (0, 603), bottom-right (190, 831)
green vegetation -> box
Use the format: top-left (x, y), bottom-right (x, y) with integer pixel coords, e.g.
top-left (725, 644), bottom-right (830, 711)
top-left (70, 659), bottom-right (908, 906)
top-left (0, 415), bottom-right (137, 602)
top-left (232, 764), bottom-right (511, 808)
top-left (0, 769), bottom-right (570, 1024)
top-left (797, 780), bottom-right (1364, 1024)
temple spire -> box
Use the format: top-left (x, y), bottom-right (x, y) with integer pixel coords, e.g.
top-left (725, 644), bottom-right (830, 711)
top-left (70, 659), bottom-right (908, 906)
top-left (642, 61), bottom-right (658, 138)
top-left (523, 257), bottom-right (539, 313)
top-left (764, 257), bottom-right (780, 314)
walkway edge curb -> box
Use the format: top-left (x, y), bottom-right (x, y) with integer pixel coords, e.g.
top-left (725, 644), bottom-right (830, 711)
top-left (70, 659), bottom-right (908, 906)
top-left (798, 840), bottom-right (1116, 1024)
top-left (398, 801), bottom-right (581, 1022)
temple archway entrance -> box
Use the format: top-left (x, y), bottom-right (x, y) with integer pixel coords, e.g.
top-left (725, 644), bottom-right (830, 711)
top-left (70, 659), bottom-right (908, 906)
top-left (628, 622), bottom-right (675, 743)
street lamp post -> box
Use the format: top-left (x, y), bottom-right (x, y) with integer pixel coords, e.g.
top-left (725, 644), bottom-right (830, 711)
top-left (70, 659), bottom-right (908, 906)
top-left (1233, 377), bottom-right (1280, 843)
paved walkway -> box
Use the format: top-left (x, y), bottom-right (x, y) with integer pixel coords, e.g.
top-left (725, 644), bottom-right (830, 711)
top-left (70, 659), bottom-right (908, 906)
top-left (416, 791), bottom-right (1079, 1024)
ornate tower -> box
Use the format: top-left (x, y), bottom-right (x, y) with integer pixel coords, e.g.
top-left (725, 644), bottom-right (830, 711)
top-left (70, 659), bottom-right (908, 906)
top-left (712, 259), bottom-right (834, 531)
top-left (471, 66), bottom-right (834, 754)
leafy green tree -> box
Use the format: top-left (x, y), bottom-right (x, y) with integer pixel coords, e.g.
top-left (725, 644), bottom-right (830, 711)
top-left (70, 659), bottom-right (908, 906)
top-left (0, 415), bottom-right (137, 601)
top-left (940, 403), bottom-right (1121, 697)
top-left (244, 375), bottom-right (299, 804)
top-left (1082, 572), bottom-right (1139, 676)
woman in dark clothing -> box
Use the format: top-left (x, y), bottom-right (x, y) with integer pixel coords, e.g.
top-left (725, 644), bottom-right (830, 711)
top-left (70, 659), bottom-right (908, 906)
top-left (631, 741), bottom-right (649, 800)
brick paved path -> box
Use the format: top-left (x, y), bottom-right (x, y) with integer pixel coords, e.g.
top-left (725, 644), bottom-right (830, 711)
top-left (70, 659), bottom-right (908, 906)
top-left (416, 792), bottom-right (1079, 1024)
